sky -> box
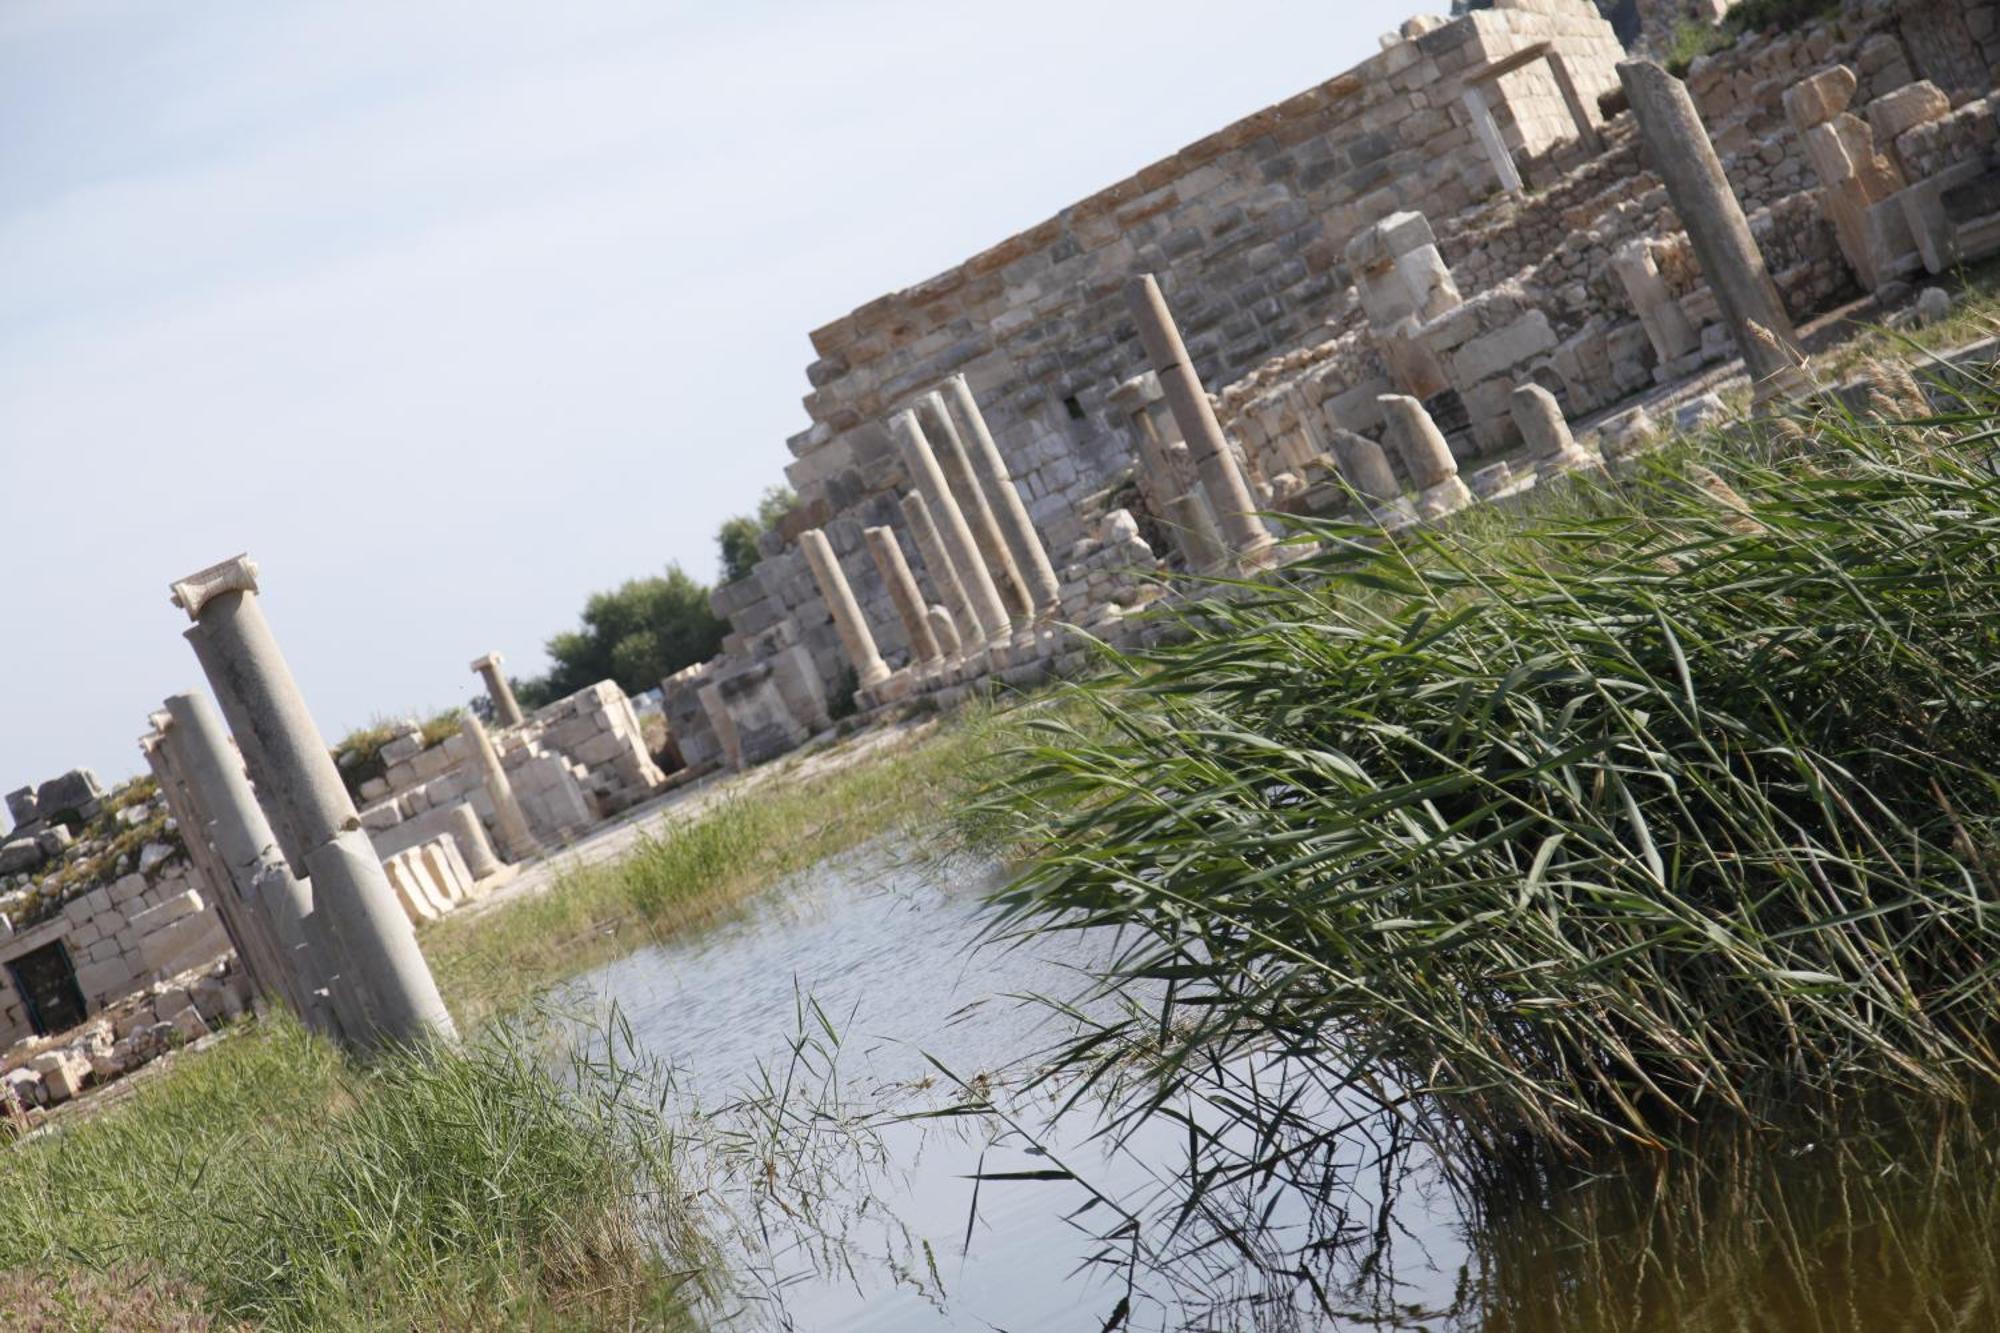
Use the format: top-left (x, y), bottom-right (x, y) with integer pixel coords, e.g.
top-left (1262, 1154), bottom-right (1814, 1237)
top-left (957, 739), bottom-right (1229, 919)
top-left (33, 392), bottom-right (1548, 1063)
top-left (0, 0), bottom-right (1419, 800)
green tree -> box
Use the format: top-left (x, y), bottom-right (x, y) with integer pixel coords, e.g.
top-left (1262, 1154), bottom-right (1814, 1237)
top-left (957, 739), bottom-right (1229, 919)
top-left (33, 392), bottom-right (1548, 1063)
top-left (530, 564), bottom-right (726, 701)
top-left (716, 485), bottom-right (797, 584)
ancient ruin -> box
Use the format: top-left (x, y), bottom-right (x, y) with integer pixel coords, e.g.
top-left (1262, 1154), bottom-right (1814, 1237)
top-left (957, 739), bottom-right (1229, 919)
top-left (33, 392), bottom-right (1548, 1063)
top-left (659, 0), bottom-right (2000, 775)
top-left (10, 0), bottom-right (2000, 1113)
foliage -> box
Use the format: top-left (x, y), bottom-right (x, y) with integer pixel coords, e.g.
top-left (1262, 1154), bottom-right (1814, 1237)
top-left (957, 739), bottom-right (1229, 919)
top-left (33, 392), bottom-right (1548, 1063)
top-left (331, 707), bottom-right (465, 803)
top-left (529, 564), bottom-right (727, 703)
top-left (7, 776), bottom-right (183, 930)
top-left (1664, 18), bottom-right (1728, 75)
top-left (0, 1012), bottom-right (707, 1331)
top-left (980, 404), bottom-right (2000, 1162)
top-left (716, 484), bottom-right (798, 585)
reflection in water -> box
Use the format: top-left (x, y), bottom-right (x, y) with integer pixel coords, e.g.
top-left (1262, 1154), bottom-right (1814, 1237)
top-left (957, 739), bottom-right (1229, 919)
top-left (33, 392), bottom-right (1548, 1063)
top-left (571, 841), bottom-right (2000, 1332)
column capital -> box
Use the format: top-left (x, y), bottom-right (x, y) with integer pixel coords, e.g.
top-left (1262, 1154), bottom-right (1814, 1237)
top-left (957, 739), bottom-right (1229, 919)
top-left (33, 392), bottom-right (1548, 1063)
top-left (470, 651), bottom-right (504, 672)
top-left (170, 554), bottom-right (260, 620)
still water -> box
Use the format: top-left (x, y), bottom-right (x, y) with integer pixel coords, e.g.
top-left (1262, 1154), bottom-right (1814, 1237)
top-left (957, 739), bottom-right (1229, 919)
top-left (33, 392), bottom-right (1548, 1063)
top-left (574, 841), bottom-right (2000, 1332)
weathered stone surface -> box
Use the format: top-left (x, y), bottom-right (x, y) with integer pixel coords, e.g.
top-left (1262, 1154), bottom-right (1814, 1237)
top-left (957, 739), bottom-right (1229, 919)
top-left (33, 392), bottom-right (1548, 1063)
top-left (0, 838), bottom-right (45, 875)
top-left (1867, 81), bottom-right (1951, 145)
top-left (1619, 60), bottom-right (1805, 402)
top-left (1782, 65), bottom-right (1857, 131)
top-left (34, 769), bottom-right (104, 824)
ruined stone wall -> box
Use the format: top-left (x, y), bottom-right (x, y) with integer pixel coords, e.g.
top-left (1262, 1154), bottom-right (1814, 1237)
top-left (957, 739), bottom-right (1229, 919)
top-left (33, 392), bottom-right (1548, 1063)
top-left (693, 0), bottom-right (1626, 720)
top-left (354, 681), bottom-right (664, 854)
top-left (0, 857), bottom-right (231, 1047)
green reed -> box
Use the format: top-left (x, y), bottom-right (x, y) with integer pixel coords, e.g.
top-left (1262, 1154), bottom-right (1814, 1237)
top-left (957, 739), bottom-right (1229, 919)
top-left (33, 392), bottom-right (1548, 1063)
top-left (979, 398), bottom-right (2000, 1160)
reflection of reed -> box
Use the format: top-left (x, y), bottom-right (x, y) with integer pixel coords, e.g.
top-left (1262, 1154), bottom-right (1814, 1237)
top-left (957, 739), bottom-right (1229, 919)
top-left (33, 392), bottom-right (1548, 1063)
top-left (1463, 1108), bottom-right (2000, 1332)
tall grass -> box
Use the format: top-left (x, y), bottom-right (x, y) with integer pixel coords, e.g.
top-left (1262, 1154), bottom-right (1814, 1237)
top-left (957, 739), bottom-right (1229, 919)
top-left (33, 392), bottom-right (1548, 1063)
top-left (0, 1013), bottom-right (707, 1330)
top-left (980, 403), bottom-right (2000, 1161)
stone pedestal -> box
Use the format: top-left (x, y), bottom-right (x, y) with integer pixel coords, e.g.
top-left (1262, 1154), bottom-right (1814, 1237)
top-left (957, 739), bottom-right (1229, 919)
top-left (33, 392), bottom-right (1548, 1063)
top-left (799, 528), bottom-right (891, 690)
top-left (890, 410), bottom-right (1010, 643)
top-left (1620, 60), bottom-right (1807, 403)
top-left (460, 713), bottom-right (538, 863)
top-left (1328, 428), bottom-right (1404, 509)
top-left (1124, 274), bottom-right (1273, 562)
top-left (1379, 395), bottom-right (1473, 519)
top-left (171, 555), bottom-right (455, 1052)
top-left (1611, 239), bottom-right (1699, 370)
top-left (1510, 384), bottom-right (1598, 475)
top-left (864, 526), bottom-right (941, 664)
top-left (942, 374), bottom-right (1062, 616)
top-left (470, 653), bottom-right (525, 729)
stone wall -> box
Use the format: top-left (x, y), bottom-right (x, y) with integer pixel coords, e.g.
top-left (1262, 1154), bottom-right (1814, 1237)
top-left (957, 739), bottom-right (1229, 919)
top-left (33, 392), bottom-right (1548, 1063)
top-left (690, 0), bottom-right (1626, 729)
top-left (0, 855), bottom-right (231, 1048)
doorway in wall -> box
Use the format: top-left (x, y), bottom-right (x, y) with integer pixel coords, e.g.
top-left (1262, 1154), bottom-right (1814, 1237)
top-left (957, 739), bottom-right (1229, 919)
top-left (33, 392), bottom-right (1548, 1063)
top-left (6, 940), bottom-right (87, 1036)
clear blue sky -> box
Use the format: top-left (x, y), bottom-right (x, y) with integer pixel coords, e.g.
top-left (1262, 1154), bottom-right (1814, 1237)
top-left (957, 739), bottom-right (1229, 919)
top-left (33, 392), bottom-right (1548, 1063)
top-left (0, 0), bottom-right (1417, 800)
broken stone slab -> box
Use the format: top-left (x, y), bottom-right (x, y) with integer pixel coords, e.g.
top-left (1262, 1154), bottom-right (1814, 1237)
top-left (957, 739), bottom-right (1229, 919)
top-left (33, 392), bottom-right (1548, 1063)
top-left (34, 769), bottom-right (104, 825)
top-left (1510, 384), bottom-right (1599, 475)
top-left (0, 837), bottom-right (46, 875)
top-left (1783, 65), bottom-right (1857, 131)
top-left (1868, 81), bottom-right (1952, 147)
top-left (4, 788), bottom-right (37, 830)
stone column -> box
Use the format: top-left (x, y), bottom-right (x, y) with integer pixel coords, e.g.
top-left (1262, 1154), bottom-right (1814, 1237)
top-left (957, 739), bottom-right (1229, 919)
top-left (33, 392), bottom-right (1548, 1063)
top-left (916, 392), bottom-right (1032, 626)
top-left (1379, 395), bottom-right (1473, 519)
top-left (470, 652), bottom-right (525, 728)
top-left (890, 409), bottom-right (1010, 643)
top-left (140, 717), bottom-right (287, 1011)
top-left (1510, 384), bottom-right (1597, 474)
top-left (1462, 88), bottom-right (1525, 195)
top-left (941, 374), bottom-right (1062, 616)
top-left (798, 528), bottom-right (891, 690)
top-left (1124, 274), bottom-right (1273, 561)
top-left (152, 693), bottom-right (347, 1040)
top-left (863, 526), bottom-right (942, 664)
top-left (899, 492), bottom-right (975, 652)
top-left (1619, 60), bottom-right (1807, 402)
top-left (1112, 370), bottom-right (1224, 572)
top-left (926, 605), bottom-right (962, 660)
top-left (460, 713), bottom-right (538, 863)
top-left (1611, 239), bottom-right (1698, 368)
top-left (1548, 53), bottom-right (1605, 155)
top-left (171, 555), bottom-right (455, 1051)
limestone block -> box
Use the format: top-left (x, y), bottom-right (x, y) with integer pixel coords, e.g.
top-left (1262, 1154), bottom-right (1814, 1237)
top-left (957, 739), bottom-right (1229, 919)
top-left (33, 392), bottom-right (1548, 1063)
top-left (74, 957), bottom-right (140, 1007)
top-left (380, 733), bottom-right (424, 764)
top-left (1869, 81), bottom-right (1952, 147)
top-left (358, 801), bottom-right (403, 833)
top-left (138, 910), bottom-right (230, 980)
top-left (0, 838), bottom-right (45, 876)
top-left (128, 890), bottom-right (204, 935)
top-left (1783, 65), bottom-right (1856, 130)
top-left (34, 769), bottom-right (104, 824)
top-left (30, 1050), bottom-right (87, 1102)
top-left (1451, 311), bottom-right (1558, 388)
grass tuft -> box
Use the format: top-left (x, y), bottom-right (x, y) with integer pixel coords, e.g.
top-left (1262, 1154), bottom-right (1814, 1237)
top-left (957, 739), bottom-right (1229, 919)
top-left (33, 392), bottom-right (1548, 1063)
top-left (0, 1012), bottom-right (706, 1331)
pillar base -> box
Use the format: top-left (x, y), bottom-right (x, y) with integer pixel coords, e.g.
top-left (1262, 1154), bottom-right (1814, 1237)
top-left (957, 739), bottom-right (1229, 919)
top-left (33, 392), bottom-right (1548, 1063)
top-left (1416, 478), bottom-right (1475, 521)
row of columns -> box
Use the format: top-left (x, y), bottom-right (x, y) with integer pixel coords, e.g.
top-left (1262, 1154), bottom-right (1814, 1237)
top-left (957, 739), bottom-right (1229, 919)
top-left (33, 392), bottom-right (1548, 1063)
top-left (797, 59), bottom-right (1808, 699)
top-left (802, 375), bottom-right (1066, 695)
